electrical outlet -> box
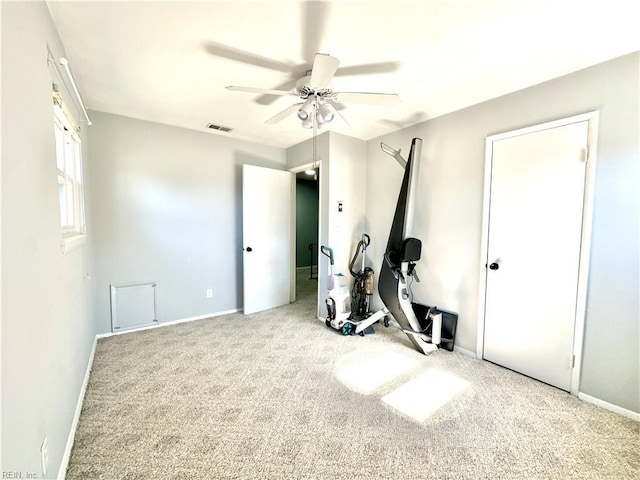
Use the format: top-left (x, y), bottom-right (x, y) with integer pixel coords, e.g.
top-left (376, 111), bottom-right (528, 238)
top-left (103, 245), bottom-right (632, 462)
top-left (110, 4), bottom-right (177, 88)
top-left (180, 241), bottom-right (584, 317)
top-left (206, 289), bottom-right (213, 299)
top-left (40, 437), bottom-right (49, 476)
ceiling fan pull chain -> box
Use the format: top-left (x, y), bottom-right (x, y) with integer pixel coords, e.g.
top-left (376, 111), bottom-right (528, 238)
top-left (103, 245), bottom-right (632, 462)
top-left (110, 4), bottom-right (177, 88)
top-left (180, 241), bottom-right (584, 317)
top-left (312, 96), bottom-right (317, 169)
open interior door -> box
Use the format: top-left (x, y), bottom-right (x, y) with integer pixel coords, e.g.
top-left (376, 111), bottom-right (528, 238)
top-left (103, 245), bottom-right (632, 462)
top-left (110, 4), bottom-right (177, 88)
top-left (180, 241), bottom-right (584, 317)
top-left (242, 164), bottom-right (292, 314)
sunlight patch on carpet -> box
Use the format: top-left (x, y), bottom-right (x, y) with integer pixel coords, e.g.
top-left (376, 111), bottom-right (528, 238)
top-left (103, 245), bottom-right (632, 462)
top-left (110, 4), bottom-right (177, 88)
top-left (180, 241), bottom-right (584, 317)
top-left (382, 368), bottom-right (470, 422)
top-left (335, 349), bottom-right (421, 395)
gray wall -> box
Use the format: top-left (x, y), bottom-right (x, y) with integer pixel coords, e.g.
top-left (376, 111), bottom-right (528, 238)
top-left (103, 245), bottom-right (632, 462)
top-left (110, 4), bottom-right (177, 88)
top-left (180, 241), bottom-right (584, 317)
top-left (1, 2), bottom-right (96, 477)
top-left (88, 111), bottom-right (286, 333)
top-left (295, 178), bottom-right (319, 268)
top-left (326, 132), bottom-right (367, 275)
top-left (287, 132), bottom-right (367, 317)
top-left (366, 52), bottom-right (639, 412)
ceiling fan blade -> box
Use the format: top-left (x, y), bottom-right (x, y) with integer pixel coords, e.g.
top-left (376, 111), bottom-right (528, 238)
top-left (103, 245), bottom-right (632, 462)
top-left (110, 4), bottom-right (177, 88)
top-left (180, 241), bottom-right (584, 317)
top-left (255, 78), bottom-right (299, 105)
top-left (310, 53), bottom-right (340, 90)
top-left (333, 92), bottom-right (400, 106)
top-left (226, 86), bottom-right (295, 96)
top-left (334, 108), bottom-right (350, 126)
top-left (302, 1), bottom-right (330, 62)
top-left (265, 103), bottom-right (304, 124)
top-left (334, 61), bottom-right (401, 77)
top-left (379, 112), bottom-right (428, 128)
top-left (324, 99), bottom-right (350, 126)
top-left (204, 41), bottom-right (292, 73)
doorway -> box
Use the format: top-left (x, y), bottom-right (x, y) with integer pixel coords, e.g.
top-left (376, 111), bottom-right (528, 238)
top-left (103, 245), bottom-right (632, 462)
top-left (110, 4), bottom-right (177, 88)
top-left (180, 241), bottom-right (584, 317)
top-left (289, 163), bottom-right (322, 304)
top-left (477, 112), bottom-right (599, 395)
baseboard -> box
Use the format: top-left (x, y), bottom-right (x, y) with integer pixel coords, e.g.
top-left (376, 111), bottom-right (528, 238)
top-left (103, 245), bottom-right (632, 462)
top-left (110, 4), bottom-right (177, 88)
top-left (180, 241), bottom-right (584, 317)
top-left (96, 308), bottom-right (240, 338)
top-left (578, 393), bottom-right (640, 421)
top-left (453, 345), bottom-right (476, 358)
top-left (57, 335), bottom-right (98, 479)
top-left (162, 309), bottom-right (240, 326)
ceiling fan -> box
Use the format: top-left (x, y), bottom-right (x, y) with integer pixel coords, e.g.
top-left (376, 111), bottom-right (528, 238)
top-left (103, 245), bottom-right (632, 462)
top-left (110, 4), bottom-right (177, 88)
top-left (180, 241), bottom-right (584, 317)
top-left (226, 53), bottom-right (400, 128)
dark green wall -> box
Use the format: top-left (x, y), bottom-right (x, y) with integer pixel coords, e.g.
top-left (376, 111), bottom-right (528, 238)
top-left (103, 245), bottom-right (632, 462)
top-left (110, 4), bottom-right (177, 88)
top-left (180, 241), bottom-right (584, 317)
top-left (296, 177), bottom-right (319, 267)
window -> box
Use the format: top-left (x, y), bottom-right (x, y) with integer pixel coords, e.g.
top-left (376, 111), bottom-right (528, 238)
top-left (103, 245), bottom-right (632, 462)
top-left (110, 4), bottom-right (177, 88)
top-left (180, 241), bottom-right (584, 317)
top-left (53, 96), bottom-right (86, 251)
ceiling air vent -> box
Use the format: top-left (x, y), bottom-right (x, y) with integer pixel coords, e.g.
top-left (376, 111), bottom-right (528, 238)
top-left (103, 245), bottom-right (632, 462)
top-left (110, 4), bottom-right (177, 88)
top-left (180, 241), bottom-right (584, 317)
top-left (206, 123), bottom-right (233, 133)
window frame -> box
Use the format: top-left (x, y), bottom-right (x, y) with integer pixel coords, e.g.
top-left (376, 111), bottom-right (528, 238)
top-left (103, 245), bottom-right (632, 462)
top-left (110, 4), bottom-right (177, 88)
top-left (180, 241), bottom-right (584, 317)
top-left (53, 102), bottom-right (87, 253)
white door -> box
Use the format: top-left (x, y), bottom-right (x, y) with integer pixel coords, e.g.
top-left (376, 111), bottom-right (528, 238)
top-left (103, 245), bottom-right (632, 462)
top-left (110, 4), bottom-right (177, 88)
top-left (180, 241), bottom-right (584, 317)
top-left (483, 121), bottom-right (589, 391)
top-left (243, 164), bottom-right (292, 315)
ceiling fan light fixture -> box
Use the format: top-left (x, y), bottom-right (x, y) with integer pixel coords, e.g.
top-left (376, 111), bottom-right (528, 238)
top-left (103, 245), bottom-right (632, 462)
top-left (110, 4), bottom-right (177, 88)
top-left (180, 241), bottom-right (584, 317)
top-left (316, 111), bottom-right (327, 126)
top-left (297, 98), bottom-right (314, 121)
top-left (318, 103), bottom-right (336, 123)
top-left (301, 117), bottom-right (313, 129)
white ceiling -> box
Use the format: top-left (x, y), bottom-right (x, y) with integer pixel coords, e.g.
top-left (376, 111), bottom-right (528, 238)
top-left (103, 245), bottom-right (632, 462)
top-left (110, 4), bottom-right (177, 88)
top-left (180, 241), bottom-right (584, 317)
top-left (46, 0), bottom-right (639, 149)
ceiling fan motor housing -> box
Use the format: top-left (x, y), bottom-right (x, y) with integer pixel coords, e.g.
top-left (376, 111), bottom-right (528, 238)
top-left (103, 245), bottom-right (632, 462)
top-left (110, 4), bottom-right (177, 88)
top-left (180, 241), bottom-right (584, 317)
top-left (296, 74), bottom-right (332, 99)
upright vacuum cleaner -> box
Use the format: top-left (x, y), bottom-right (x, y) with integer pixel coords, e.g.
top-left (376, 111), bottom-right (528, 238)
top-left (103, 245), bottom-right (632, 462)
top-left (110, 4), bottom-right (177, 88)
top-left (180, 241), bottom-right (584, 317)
top-left (321, 243), bottom-right (376, 336)
top-left (349, 233), bottom-right (374, 319)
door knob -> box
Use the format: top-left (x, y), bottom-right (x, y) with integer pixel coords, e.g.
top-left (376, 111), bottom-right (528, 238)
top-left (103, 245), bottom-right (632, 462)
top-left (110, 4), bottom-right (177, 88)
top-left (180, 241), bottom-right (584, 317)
top-left (245, 247), bottom-right (253, 252)
top-left (489, 262), bottom-right (499, 270)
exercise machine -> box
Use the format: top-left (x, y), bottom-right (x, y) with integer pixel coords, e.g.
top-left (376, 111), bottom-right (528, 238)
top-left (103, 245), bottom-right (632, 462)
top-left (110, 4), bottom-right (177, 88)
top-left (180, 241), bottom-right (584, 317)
top-left (355, 138), bottom-right (458, 355)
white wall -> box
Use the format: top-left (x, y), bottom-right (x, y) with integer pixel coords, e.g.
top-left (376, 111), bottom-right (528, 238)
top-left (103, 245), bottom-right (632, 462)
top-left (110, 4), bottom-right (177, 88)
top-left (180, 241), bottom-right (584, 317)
top-left (366, 52), bottom-right (640, 413)
top-left (88, 111), bottom-right (286, 333)
top-left (1, 2), bottom-right (95, 477)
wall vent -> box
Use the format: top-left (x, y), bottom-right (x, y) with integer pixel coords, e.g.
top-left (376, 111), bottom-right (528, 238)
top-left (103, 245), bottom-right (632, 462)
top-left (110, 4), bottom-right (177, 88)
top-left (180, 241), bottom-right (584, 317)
top-left (206, 123), bottom-right (233, 133)
top-left (110, 282), bottom-right (158, 332)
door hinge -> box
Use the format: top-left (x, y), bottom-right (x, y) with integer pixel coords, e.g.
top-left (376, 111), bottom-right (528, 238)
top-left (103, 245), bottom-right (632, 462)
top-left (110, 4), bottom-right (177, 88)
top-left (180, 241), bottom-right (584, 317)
top-left (572, 355), bottom-right (576, 368)
top-left (583, 147), bottom-right (589, 162)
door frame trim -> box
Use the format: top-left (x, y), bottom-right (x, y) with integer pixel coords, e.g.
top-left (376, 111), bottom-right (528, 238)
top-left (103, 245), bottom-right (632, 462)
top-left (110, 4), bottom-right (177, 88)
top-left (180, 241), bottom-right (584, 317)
top-left (288, 161), bottom-right (323, 307)
top-left (476, 111), bottom-right (599, 396)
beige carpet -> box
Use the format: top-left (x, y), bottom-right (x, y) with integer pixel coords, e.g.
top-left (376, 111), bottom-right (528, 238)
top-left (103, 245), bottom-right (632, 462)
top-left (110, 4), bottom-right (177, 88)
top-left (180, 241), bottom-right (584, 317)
top-left (66, 276), bottom-right (638, 479)
top-left (295, 265), bottom-right (318, 300)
